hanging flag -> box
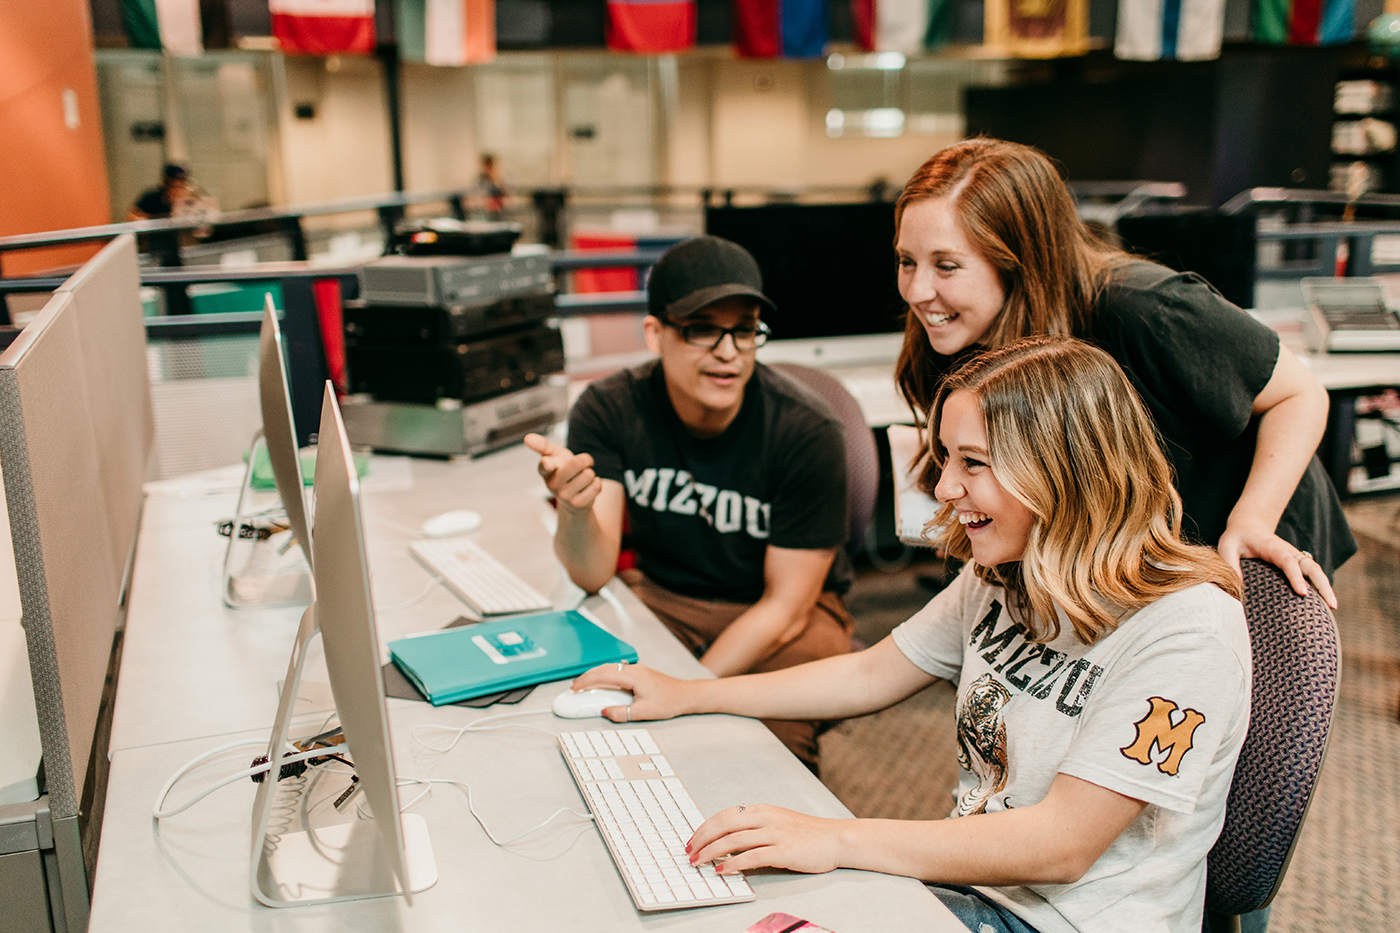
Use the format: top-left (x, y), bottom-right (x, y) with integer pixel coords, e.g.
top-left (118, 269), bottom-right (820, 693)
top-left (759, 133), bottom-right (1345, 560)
top-left (270, 0), bottom-right (376, 55)
top-left (1115, 0), bottom-right (1225, 59)
top-left (734, 0), bottom-right (828, 58)
top-left (1251, 0), bottom-right (1356, 44)
top-left (397, 0), bottom-right (495, 64)
top-left (852, 0), bottom-right (958, 52)
top-left (922, 0), bottom-right (959, 48)
top-left (120, 0), bottom-right (203, 55)
top-left (606, 0), bottom-right (697, 52)
top-left (985, 0), bottom-right (1088, 57)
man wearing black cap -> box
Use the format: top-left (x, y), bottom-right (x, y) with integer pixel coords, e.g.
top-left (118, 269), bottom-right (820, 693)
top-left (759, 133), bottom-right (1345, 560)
top-left (524, 236), bottom-right (853, 772)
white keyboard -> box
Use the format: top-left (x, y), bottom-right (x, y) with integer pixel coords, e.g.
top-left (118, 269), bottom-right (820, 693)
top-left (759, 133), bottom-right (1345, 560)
top-left (409, 536), bottom-right (553, 616)
top-left (559, 728), bottom-right (755, 912)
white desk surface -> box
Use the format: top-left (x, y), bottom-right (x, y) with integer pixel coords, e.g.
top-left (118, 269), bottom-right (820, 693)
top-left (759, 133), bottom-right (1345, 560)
top-left (95, 445), bottom-right (959, 932)
top-left (1296, 347), bottom-right (1400, 390)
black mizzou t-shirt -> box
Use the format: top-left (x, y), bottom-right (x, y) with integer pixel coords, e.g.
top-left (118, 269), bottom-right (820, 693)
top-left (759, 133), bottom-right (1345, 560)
top-left (566, 361), bottom-right (852, 603)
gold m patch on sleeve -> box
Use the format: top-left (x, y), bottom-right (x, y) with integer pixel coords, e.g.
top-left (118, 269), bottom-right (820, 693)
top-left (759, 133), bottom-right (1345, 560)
top-left (1120, 696), bottom-right (1206, 776)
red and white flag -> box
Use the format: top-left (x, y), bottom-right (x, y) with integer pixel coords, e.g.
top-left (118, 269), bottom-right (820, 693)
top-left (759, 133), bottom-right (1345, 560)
top-left (852, 0), bottom-right (932, 53)
top-left (425, 0), bottom-right (494, 64)
top-left (270, 0), bottom-right (377, 55)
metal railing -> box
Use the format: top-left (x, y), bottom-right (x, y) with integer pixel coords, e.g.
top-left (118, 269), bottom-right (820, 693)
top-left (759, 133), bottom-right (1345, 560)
top-left (0, 251), bottom-right (664, 445)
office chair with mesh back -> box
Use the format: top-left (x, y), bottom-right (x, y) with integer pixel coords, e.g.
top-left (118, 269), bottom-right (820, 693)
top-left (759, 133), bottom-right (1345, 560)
top-left (769, 363), bottom-right (880, 551)
top-left (1202, 558), bottom-right (1341, 933)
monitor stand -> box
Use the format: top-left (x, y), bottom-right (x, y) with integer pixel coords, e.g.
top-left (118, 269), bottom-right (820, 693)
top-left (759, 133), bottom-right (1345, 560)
top-left (222, 430), bottom-right (313, 609)
top-left (249, 604), bottom-right (438, 907)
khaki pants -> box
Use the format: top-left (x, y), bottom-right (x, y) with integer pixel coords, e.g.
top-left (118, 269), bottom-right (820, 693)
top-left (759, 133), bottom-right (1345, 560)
top-left (619, 569), bottom-right (854, 774)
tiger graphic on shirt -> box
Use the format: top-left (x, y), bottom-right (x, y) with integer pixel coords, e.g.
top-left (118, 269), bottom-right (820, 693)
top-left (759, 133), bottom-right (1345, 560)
top-left (955, 673), bottom-right (1012, 816)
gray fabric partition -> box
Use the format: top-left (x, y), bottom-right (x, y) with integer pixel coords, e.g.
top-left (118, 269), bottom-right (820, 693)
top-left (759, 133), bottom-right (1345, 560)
top-left (0, 233), bottom-right (152, 839)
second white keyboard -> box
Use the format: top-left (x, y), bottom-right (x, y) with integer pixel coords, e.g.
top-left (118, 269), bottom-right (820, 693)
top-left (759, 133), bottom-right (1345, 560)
top-left (409, 536), bottom-right (553, 616)
top-left (559, 728), bottom-right (755, 912)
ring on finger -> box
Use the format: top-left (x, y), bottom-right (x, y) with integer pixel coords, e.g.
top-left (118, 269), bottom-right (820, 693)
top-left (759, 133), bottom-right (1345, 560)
top-left (625, 706), bottom-right (632, 722)
top-left (1298, 550), bottom-right (1314, 564)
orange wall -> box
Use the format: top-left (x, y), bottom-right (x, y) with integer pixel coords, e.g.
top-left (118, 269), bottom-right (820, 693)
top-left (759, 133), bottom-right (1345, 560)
top-left (0, 2), bottom-right (109, 275)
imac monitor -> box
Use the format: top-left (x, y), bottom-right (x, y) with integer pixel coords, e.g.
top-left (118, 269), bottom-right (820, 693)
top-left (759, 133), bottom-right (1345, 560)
top-left (705, 203), bottom-right (905, 341)
top-left (249, 383), bottom-right (436, 906)
top-left (259, 296), bottom-right (313, 570)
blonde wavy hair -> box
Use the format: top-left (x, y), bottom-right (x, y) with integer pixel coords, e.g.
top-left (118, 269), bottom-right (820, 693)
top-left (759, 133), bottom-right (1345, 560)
top-left (922, 336), bottom-right (1242, 644)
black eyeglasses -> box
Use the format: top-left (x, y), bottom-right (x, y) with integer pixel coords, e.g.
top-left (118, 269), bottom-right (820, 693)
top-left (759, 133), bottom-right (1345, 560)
top-left (665, 319), bottom-right (771, 350)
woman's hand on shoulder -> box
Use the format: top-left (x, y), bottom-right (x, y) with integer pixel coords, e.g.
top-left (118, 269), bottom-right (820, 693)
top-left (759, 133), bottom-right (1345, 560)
top-left (570, 662), bottom-right (701, 723)
top-left (686, 804), bottom-right (844, 876)
top-left (1218, 519), bottom-right (1337, 609)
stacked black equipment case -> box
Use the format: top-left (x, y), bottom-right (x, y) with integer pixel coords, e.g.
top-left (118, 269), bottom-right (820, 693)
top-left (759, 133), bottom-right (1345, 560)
top-left (342, 250), bottom-right (569, 457)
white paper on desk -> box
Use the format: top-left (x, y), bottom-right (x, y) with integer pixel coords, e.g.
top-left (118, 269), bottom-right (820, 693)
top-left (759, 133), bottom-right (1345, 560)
top-left (887, 424), bottom-right (944, 548)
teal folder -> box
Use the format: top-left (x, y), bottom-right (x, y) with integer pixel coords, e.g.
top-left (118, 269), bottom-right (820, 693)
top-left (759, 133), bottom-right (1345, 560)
top-left (387, 610), bottom-right (639, 706)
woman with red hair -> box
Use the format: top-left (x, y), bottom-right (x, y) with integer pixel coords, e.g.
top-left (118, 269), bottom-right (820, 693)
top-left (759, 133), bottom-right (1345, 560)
top-left (890, 138), bottom-right (1351, 606)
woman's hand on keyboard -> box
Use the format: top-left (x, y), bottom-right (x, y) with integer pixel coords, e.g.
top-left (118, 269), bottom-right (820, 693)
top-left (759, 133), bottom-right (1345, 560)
top-left (572, 662), bottom-right (700, 723)
top-left (686, 804), bottom-right (842, 875)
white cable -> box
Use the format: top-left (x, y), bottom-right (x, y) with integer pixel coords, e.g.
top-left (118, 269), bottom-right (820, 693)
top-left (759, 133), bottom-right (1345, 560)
top-left (374, 574), bottom-right (444, 612)
top-left (598, 582), bottom-right (632, 628)
top-left (147, 738), bottom-right (267, 793)
top-left (401, 776), bottom-right (593, 846)
top-left (369, 514), bottom-right (426, 538)
top-left (411, 709), bottom-right (555, 753)
top-left (394, 779), bottom-right (434, 814)
top-left (153, 742), bottom-right (349, 819)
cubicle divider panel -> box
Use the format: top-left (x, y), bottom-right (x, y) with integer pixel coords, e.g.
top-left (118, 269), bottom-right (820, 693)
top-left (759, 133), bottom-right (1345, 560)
top-left (0, 293), bottom-right (123, 823)
top-left (146, 333), bottom-right (262, 479)
top-left (57, 236), bottom-right (155, 582)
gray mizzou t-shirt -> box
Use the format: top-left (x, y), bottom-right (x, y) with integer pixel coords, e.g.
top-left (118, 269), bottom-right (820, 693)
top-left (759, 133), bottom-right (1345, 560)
top-left (892, 565), bottom-right (1250, 933)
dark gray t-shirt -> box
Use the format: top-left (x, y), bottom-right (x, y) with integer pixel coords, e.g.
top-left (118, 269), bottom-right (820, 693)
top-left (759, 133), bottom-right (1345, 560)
top-left (566, 361), bottom-right (851, 602)
top-left (1088, 260), bottom-right (1355, 575)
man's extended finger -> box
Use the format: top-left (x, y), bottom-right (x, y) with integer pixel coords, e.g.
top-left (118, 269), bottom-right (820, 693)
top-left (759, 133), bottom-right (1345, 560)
top-left (523, 432), bottom-right (569, 459)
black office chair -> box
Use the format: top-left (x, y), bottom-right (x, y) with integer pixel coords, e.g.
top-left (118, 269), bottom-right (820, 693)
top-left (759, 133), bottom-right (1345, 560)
top-left (1202, 558), bottom-right (1341, 933)
top-left (769, 363), bottom-right (880, 551)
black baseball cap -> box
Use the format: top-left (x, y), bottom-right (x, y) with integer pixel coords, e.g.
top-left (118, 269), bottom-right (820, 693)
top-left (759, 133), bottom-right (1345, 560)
top-left (646, 235), bottom-right (776, 322)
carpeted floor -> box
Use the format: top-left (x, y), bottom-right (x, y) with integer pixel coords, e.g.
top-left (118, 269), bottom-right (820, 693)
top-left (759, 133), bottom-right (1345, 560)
top-left (820, 509), bottom-right (1400, 930)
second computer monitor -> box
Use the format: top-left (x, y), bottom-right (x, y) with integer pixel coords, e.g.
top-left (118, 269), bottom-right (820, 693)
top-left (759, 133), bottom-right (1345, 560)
top-left (259, 296), bottom-right (313, 570)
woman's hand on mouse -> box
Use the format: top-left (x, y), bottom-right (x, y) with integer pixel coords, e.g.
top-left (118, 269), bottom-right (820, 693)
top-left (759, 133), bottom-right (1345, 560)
top-left (571, 662), bottom-right (701, 723)
top-left (686, 804), bottom-right (843, 876)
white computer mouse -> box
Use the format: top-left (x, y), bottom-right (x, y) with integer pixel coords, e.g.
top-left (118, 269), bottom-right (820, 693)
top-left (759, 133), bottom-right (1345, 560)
top-left (421, 510), bottom-right (482, 538)
top-left (552, 688), bottom-right (635, 719)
